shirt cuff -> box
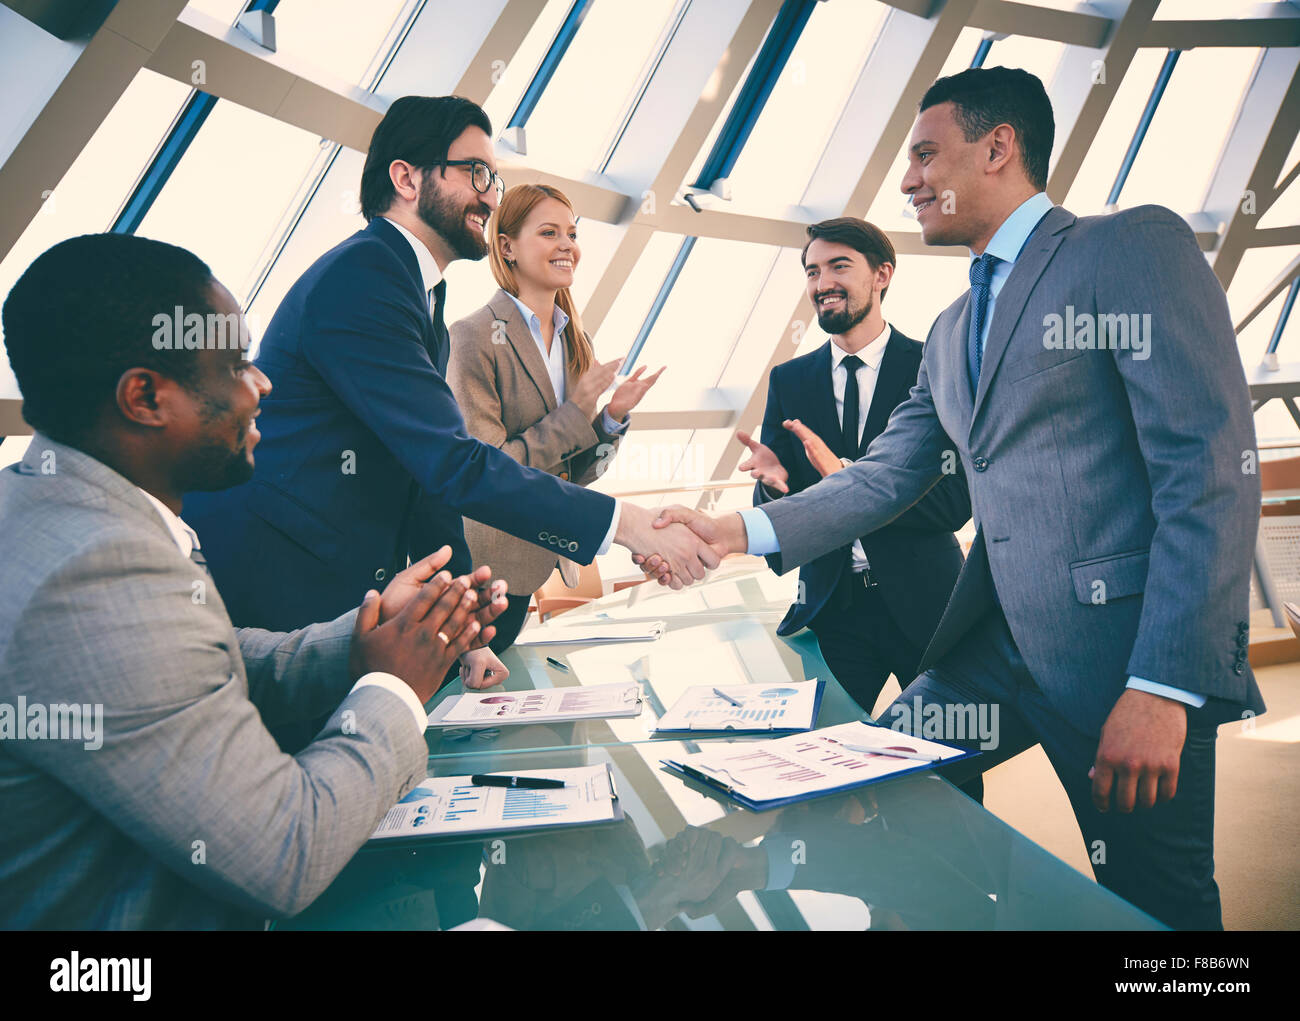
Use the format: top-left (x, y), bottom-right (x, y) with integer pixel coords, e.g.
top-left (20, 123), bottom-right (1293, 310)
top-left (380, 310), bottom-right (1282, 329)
top-left (596, 500), bottom-right (622, 556)
top-left (1126, 676), bottom-right (1207, 709)
top-left (601, 408), bottom-right (629, 435)
top-left (738, 507), bottom-right (779, 556)
top-left (840, 457), bottom-right (853, 468)
top-left (351, 671), bottom-right (429, 735)
top-left (764, 838), bottom-right (797, 890)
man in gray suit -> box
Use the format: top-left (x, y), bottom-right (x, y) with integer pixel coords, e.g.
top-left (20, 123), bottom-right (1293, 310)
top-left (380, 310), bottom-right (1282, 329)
top-left (648, 67), bottom-right (1264, 929)
top-left (0, 233), bottom-right (506, 928)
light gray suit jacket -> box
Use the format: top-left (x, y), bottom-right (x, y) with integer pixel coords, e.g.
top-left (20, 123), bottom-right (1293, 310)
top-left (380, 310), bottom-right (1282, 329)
top-left (761, 205), bottom-right (1265, 735)
top-left (0, 436), bottom-right (427, 929)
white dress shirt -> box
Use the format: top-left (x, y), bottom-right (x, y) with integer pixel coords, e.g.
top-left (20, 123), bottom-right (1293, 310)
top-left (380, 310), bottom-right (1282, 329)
top-left (831, 324), bottom-right (891, 573)
top-left (142, 488), bottom-right (428, 736)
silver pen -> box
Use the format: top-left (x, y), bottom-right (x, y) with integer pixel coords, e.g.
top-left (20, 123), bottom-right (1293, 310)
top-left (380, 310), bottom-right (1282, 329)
top-left (712, 686), bottom-right (744, 707)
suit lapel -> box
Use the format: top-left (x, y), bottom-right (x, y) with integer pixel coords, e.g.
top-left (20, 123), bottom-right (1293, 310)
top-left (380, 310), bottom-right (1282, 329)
top-left (860, 329), bottom-right (913, 452)
top-left (808, 342), bottom-right (848, 459)
top-left (367, 218), bottom-right (442, 366)
top-left (971, 206), bottom-right (1073, 421)
top-left (489, 289), bottom-right (558, 412)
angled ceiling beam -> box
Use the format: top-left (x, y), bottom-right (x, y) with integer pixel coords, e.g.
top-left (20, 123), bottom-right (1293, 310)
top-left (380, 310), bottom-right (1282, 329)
top-left (580, 0), bottom-right (785, 335)
top-left (970, 0), bottom-right (1111, 47)
top-left (0, 0), bottom-right (190, 264)
top-left (1046, 0), bottom-right (1160, 203)
top-left (1204, 47), bottom-right (1300, 289)
top-left (1144, 12), bottom-right (1300, 49)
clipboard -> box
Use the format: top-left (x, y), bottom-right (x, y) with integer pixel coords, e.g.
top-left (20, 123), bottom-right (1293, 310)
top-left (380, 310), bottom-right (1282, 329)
top-left (365, 764), bottom-right (624, 846)
top-left (652, 680), bottom-right (825, 735)
top-left (660, 722), bottom-right (980, 811)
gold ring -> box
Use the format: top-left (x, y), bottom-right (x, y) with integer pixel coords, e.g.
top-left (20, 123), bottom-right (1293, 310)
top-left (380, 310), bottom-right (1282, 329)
top-left (437, 632), bottom-right (449, 644)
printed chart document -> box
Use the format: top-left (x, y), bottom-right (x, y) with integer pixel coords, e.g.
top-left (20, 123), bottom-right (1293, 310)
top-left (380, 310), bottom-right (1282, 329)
top-left (662, 721), bottom-right (978, 810)
top-left (513, 621), bottom-right (666, 645)
top-left (654, 680), bottom-right (824, 733)
top-left (368, 764), bottom-right (621, 843)
top-left (428, 682), bottom-right (643, 728)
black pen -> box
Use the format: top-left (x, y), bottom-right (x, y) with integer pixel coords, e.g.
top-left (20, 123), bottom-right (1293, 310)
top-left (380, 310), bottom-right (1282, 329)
top-left (545, 656), bottom-right (569, 672)
top-left (469, 774), bottom-right (566, 789)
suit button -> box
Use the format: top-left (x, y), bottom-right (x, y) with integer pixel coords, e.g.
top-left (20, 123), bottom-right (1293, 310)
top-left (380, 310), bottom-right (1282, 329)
top-left (568, 541), bottom-right (578, 552)
top-left (1234, 664), bottom-right (1244, 675)
top-left (374, 568), bottom-right (387, 582)
top-left (1237, 635), bottom-right (1248, 647)
top-left (973, 457), bottom-right (988, 472)
top-left (539, 531), bottom-right (550, 541)
top-left (559, 471), bottom-right (569, 481)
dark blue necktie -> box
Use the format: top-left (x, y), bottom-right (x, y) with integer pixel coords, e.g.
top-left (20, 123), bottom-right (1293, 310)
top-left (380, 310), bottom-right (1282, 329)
top-left (967, 253), bottom-right (999, 393)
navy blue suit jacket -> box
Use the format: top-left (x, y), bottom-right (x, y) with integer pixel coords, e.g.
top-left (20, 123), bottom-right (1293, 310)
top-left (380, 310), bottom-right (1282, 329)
top-left (185, 218), bottom-right (614, 631)
top-left (757, 331), bottom-right (969, 646)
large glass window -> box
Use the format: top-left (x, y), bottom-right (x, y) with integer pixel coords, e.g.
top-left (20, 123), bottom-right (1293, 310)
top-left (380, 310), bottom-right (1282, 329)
top-left (0, 69), bottom-right (192, 398)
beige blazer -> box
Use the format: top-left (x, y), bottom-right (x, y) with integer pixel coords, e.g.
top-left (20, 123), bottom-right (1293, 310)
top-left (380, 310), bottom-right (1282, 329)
top-left (447, 288), bottom-right (625, 595)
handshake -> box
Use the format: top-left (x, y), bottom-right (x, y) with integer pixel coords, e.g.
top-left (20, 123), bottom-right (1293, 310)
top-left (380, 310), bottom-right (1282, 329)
top-left (614, 502), bottom-right (749, 589)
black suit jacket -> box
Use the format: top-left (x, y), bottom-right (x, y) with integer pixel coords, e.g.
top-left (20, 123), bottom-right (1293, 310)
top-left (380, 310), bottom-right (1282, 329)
top-left (756, 330), bottom-right (969, 646)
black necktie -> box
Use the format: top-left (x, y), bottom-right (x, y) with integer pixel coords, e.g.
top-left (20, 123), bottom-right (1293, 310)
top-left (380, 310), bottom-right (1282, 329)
top-left (841, 354), bottom-right (864, 457)
top-left (429, 279), bottom-right (449, 372)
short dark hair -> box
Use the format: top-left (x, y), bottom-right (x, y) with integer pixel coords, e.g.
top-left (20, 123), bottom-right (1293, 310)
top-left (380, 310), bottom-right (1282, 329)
top-left (920, 66), bottom-right (1054, 191)
top-left (359, 95), bottom-right (493, 221)
top-left (3, 233), bottom-right (215, 443)
top-left (802, 217), bottom-right (897, 300)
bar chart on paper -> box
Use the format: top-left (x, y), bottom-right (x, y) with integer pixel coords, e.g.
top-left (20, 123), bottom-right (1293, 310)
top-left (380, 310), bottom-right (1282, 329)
top-left (368, 764), bottom-right (622, 842)
top-left (654, 680), bottom-right (822, 733)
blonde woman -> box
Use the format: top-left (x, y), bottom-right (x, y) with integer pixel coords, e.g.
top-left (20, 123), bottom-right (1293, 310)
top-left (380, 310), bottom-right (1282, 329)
top-left (448, 184), bottom-right (663, 651)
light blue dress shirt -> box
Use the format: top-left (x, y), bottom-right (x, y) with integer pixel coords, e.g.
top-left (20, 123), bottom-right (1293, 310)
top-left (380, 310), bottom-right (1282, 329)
top-left (739, 194), bottom-right (1203, 708)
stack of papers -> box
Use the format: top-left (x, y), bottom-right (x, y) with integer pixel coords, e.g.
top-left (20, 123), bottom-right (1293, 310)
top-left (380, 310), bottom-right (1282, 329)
top-left (662, 720), bottom-right (977, 810)
top-left (653, 680), bottom-right (823, 733)
top-left (513, 621), bottom-right (666, 645)
top-left (368, 764), bottom-right (621, 842)
top-left (428, 683), bottom-right (643, 728)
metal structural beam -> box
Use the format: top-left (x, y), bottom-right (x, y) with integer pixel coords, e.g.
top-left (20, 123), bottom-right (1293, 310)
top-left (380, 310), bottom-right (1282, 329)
top-left (0, 0), bottom-right (190, 262)
top-left (1203, 47), bottom-right (1300, 289)
top-left (1046, 0), bottom-right (1159, 204)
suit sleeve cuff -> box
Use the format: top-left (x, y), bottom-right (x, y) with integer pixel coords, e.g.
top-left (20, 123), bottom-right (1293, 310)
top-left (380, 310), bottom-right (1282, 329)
top-left (738, 507), bottom-right (779, 556)
top-left (351, 671), bottom-right (430, 735)
top-left (1125, 676), bottom-right (1207, 709)
top-left (597, 500), bottom-right (622, 556)
top-left (600, 408), bottom-right (629, 435)
top-left (764, 837), bottom-right (797, 890)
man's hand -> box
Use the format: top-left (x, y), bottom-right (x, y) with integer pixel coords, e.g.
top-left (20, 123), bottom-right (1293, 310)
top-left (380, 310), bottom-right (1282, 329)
top-left (737, 430), bottom-right (789, 494)
top-left (1090, 688), bottom-right (1188, 813)
top-left (380, 546), bottom-right (508, 648)
top-left (459, 646), bottom-right (509, 690)
top-left (784, 418), bottom-right (843, 477)
top-left (615, 502), bottom-right (720, 590)
top-left (348, 573), bottom-right (484, 704)
top-left (633, 506), bottom-right (748, 587)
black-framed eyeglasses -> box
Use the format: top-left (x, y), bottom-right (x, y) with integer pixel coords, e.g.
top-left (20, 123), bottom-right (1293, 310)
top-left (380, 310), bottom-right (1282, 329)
top-left (442, 159), bottom-right (504, 201)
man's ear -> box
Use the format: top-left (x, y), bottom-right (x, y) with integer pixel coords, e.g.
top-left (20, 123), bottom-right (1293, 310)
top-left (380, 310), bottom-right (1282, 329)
top-left (985, 123), bottom-right (1016, 175)
top-left (115, 368), bottom-right (174, 428)
top-left (876, 261), bottom-right (895, 293)
top-left (388, 159), bottom-right (421, 204)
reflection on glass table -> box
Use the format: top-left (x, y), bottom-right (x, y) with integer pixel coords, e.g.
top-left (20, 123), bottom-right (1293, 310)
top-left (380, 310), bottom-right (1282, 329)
top-left (281, 744), bottom-right (1161, 931)
top-left (425, 563), bottom-right (867, 761)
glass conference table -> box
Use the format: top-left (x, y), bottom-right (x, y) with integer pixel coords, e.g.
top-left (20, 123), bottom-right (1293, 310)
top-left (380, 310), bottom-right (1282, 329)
top-left (283, 562), bottom-right (1162, 931)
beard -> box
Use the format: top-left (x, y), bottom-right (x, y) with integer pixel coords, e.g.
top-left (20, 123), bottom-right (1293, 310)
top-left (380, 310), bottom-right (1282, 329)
top-left (176, 390), bottom-right (256, 493)
top-left (418, 180), bottom-right (489, 261)
top-left (816, 291), bottom-right (872, 335)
